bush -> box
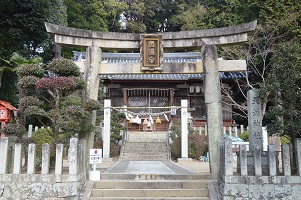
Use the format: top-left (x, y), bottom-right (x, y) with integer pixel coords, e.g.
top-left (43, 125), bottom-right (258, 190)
top-left (188, 134), bottom-right (208, 159)
top-left (170, 136), bottom-right (181, 159)
top-left (46, 58), bottom-right (80, 77)
top-left (32, 128), bottom-right (54, 165)
top-left (280, 135), bottom-right (291, 144)
top-left (239, 130), bottom-right (249, 142)
top-left (94, 139), bottom-right (120, 158)
top-left (17, 64), bottom-right (44, 77)
top-left (1, 123), bottom-right (26, 139)
top-left (170, 133), bottom-right (208, 160)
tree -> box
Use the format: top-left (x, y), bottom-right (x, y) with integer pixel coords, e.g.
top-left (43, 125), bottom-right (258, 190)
top-left (18, 58), bottom-right (101, 141)
top-left (220, 24), bottom-right (283, 120)
top-left (0, 0), bottom-right (67, 59)
top-left (25, 58), bottom-right (87, 138)
top-left (0, 0), bottom-right (67, 107)
top-left (264, 42), bottom-right (301, 145)
top-left (64, 0), bottom-right (127, 32)
top-left (169, 2), bottom-right (207, 31)
top-left (198, 0), bottom-right (301, 125)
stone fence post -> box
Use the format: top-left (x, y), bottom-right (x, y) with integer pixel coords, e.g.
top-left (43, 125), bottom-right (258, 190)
top-left (69, 138), bottom-right (79, 175)
top-left (55, 143), bottom-right (64, 175)
top-left (41, 143), bottom-right (50, 174)
top-left (13, 143), bottom-right (22, 174)
top-left (224, 138), bottom-right (233, 176)
top-left (27, 143), bottom-right (36, 174)
top-left (296, 139), bottom-right (301, 176)
top-left (0, 137), bottom-right (8, 174)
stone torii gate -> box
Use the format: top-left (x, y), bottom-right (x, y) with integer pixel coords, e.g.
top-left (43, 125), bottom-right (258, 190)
top-left (45, 21), bottom-right (257, 178)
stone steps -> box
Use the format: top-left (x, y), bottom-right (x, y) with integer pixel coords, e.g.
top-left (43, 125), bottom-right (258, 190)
top-left (89, 175), bottom-right (211, 200)
top-left (94, 180), bottom-right (209, 189)
top-left (122, 133), bottom-right (169, 160)
top-left (127, 132), bottom-right (167, 143)
top-left (122, 145), bottom-right (168, 160)
top-left (90, 197), bottom-right (210, 200)
top-left (124, 144), bottom-right (167, 151)
top-left (98, 174), bottom-right (212, 180)
top-left (90, 188), bottom-right (208, 198)
top-left (122, 155), bottom-right (169, 161)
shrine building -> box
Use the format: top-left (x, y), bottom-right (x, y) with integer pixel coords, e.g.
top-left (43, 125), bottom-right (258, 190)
top-left (72, 51), bottom-right (241, 131)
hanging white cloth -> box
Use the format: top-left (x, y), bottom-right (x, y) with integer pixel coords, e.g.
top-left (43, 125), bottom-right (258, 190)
top-left (149, 115), bottom-right (154, 124)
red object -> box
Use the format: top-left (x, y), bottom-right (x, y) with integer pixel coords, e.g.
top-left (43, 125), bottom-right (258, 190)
top-left (0, 100), bottom-right (18, 126)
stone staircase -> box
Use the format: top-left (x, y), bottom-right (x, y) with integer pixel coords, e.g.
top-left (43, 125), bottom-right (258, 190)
top-left (122, 131), bottom-right (169, 161)
top-left (86, 131), bottom-right (212, 199)
top-left (89, 173), bottom-right (211, 200)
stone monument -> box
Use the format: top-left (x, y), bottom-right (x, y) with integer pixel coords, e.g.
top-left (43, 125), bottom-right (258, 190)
top-left (238, 89), bottom-right (270, 175)
top-left (248, 90), bottom-right (263, 150)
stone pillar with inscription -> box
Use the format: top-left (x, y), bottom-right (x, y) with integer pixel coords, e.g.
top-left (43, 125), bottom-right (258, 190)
top-left (103, 99), bottom-right (111, 160)
top-left (247, 90), bottom-right (263, 151)
top-left (242, 90), bottom-right (270, 175)
top-left (180, 99), bottom-right (189, 159)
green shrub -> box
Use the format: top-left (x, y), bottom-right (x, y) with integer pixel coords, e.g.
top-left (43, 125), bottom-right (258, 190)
top-left (32, 128), bottom-right (54, 165)
top-left (170, 136), bottom-right (181, 159)
top-left (46, 58), bottom-right (80, 77)
top-left (239, 130), bottom-right (249, 142)
top-left (170, 134), bottom-right (208, 160)
top-left (94, 139), bottom-right (120, 158)
top-left (188, 134), bottom-right (208, 159)
top-left (280, 135), bottom-right (291, 144)
top-left (1, 123), bottom-right (26, 140)
top-left (169, 125), bottom-right (181, 141)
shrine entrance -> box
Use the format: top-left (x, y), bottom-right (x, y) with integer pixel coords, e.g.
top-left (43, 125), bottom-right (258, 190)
top-left (124, 88), bottom-right (174, 132)
top-left (45, 20), bottom-right (257, 178)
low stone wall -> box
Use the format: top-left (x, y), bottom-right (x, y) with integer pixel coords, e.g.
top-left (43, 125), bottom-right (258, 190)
top-left (0, 173), bottom-right (85, 200)
top-left (218, 138), bottom-right (301, 199)
top-left (0, 137), bottom-right (87, 200)
top-left (218, 174), bottom-right (301, 199)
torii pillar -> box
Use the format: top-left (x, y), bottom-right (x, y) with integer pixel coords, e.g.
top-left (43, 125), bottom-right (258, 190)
top-left (82, 46), bottom-right (102, 171)
top-left (202, 45), bottom-right (223, 178)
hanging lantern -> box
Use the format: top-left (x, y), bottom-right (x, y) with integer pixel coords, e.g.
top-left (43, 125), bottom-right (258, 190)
top-left (155, 116), bottom-right (161, 124)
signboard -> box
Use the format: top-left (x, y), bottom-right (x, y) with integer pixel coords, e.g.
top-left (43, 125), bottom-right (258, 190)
top-left (90, 149), bottom-right (102, 164)
top-left (140, 34), bottom-right (163, 71)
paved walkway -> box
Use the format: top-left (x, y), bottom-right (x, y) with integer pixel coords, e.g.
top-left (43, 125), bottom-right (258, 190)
top-left (104, 160), bottom-right (210, 175)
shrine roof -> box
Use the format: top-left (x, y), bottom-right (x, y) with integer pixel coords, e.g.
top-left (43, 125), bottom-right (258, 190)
top-left (72, 51), bottom-right (245, 80)
top-left (73, 52), bottom-right (202, 63)
top-left (0, 100), bottom-right (18, 111)
top-left (99, 72), bottom-right (244, 81)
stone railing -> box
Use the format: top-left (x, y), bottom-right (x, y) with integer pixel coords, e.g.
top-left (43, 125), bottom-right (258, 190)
top-left (0, 137), bottom-right (86, 199)
top-left (218, 138), bottom-right (301, 199)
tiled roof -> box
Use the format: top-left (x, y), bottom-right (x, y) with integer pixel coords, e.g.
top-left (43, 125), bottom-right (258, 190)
top-left (73, 52), bottom-right (201, 63)
top-left (0, 100), bottom-right (18, 111)
top-left (72, 51), bottom-right (245, 80)
top-left (100, 72), bottom-right (244, 81)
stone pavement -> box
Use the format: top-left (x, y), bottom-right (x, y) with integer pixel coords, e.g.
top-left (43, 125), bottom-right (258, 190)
top-left (99, 159), bottom-right (211, 175)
